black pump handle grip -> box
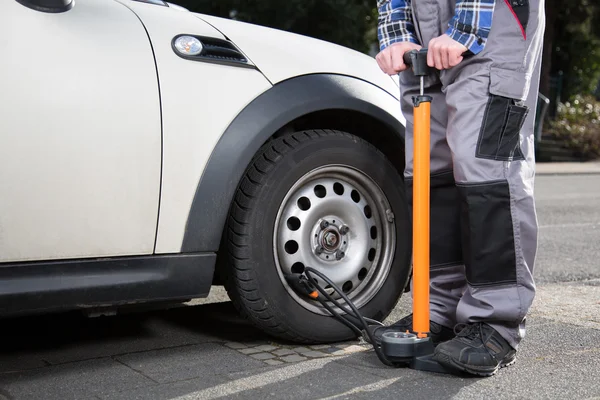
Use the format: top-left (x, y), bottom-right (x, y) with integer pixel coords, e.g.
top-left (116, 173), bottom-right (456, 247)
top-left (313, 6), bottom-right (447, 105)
top-left (403, 48), bottom-right (429, 76)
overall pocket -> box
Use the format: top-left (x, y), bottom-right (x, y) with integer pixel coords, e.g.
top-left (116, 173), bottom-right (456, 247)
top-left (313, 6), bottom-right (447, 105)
top-left (476, 68), bottom-right (531, 161)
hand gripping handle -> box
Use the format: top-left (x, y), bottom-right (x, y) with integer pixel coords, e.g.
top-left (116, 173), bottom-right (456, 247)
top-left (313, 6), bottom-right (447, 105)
top-left (403, 48), bottom-right (429, 77)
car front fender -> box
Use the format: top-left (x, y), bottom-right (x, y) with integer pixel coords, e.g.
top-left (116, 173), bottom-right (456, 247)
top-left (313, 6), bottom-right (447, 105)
top-left (181, 73), bottom-right (404, 253)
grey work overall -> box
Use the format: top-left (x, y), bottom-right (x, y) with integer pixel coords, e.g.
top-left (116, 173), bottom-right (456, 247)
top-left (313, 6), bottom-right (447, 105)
top-left (402, 0), bottom-right (545, 348)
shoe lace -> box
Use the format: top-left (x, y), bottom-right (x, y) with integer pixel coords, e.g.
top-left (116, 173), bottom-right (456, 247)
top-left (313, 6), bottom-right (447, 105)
top-left (454, 322), bottom-right (483, 341)
top-left (455, 323), bottom-right (499, 360)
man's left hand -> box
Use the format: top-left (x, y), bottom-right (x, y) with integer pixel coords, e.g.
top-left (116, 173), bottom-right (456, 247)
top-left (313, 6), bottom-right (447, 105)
top-left (427, 34), bottom-right (468, 70)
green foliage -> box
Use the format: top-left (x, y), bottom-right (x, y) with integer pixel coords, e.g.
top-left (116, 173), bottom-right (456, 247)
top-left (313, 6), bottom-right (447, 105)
top-left (548, 95), bottom-right (600, 159)
top-left (552, 0), bottom-right (600, 100)
top-left (175, 0), bottom-right (378, 54)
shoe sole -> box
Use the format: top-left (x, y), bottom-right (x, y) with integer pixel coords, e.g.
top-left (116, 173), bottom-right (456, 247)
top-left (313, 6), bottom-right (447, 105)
top-left (433, 352), bottom-right (516, 377)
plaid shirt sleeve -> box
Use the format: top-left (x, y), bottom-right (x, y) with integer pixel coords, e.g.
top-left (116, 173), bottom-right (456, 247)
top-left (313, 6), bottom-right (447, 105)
top-left (445, 0), bottom-right (496, 55)
top-left (377, 0), bottom-right (419, 51)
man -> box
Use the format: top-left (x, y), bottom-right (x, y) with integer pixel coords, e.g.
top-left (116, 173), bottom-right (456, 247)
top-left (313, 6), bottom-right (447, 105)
top-left (371, 0), bottom-right (545, 376)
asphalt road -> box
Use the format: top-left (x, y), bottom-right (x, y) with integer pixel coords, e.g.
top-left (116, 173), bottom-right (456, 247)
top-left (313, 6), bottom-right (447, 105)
top-left (0, 173), bottom-right (599, 400)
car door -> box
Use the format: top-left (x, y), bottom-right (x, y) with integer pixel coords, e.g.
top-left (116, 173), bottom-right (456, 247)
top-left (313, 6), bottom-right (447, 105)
top-left (0, 0), bottom-right (161, 262)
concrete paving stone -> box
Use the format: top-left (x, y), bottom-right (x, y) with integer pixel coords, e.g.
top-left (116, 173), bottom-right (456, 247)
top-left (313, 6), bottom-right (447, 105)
top-left (253, 345), bottom-right (278, 352)
top-left (0, 358), bottom-right (154, 400)
top-left (280, 354), bottom-right (308, 363)
top-left (238, 347), bottom-right (263, 355)
top-left (291, 347), bottom-right (312, 354)
top-left (343, 345), bottom-right (368, 354)
top-left (309, 345), bottom-right (330, 350)
top-left (272, 348), bottom-right (295, 357)
top-left (249, 353), bottom-right (276, 360)
top-left (333, 343), bottom-right (354, 349)
top-left (302, 351), bottom-right (328, 358)
top-left (263, 360), bottom-right (284, 366)
top-left (224, 342), bottom-right (247, 350)
top-left (115, 343), bottom-right (265, 384)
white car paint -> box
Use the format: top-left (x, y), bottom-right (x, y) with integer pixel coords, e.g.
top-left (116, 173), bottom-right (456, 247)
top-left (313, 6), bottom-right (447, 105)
top-left (120, 1), bottom-right (272, 253)
top-left (0, 0), bottom-right (404, 262)
top-left (196, 14), bottom-right (402, 103)
top-left (0, 0), bottom-right (161, 262)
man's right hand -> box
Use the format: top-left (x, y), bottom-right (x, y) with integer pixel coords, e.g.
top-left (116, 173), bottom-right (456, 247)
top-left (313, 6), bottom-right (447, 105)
top-left (375, 42), bottom-right (422, 75)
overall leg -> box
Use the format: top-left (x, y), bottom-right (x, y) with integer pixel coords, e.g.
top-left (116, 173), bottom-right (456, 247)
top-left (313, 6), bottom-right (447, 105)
top-left (433, 0), bottom-right (545, 374)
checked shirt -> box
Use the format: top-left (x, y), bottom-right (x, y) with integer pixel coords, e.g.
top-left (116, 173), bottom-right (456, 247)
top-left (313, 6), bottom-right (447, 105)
top-left (377, 0), bottom-right (495, 54)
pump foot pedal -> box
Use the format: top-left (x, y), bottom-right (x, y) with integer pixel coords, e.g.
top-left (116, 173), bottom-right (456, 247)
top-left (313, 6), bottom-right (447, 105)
top-left (381, 331), bottom-right (454, 374)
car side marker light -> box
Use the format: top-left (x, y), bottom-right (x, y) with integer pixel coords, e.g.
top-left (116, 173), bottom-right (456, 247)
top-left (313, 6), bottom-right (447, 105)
top-left (173, 35), bottom-right (203, 56)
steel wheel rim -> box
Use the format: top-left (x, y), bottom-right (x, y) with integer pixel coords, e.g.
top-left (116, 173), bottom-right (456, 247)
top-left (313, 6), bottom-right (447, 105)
top-left (273, 165), bottom-right (397, 315)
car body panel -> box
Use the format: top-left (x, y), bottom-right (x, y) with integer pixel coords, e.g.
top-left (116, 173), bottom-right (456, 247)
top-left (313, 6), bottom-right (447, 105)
top-left (0, 0), bottom-right (161, 262)
top-left (119, 0), bottom-right (273, 254)
top-left (181, 74), bottom-right (405, 253)
top-left (196, 14), bottom-right (402, 110)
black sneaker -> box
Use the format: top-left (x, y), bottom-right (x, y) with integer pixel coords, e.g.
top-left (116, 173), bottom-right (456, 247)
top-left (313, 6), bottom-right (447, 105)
top-left (433, 322), bottom-right (517, 376)
top-left (364, 314), bottom-right (455, 347)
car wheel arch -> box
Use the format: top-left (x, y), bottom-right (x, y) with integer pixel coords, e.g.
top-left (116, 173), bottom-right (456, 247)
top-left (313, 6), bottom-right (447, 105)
top-left (182, 73), bottom-right (406, 258)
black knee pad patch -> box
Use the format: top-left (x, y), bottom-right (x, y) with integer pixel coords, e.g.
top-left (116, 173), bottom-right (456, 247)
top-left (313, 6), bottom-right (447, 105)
top-left (457, 180), bottom-right (517, 286)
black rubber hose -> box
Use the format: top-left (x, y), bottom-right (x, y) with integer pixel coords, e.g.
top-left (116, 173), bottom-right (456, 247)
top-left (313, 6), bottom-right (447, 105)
top-left (304, 267), bottom-right (395, 367)
top-left (305, 274), bottom-right (364, 334)
top-left (315, 293), bottom-right (364, 336)
top-left (304, 273), bottom-right (383, 327)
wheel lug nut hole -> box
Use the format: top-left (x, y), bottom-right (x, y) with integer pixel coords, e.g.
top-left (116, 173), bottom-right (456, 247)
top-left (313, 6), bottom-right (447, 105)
top-left (298, 197), bottom-right (311, 211)
top-left (314, 185), bottom-right (327, 198)
top-left (370, 226), bottom-right (377, 239)
top-left (342, 281), bottom-right (353, 293)
top-left (364, 205), bottom-right (372, 219)
top-left (291, 262), bottom-right (305, 274)
top-left (287, 217), bottom-right (301, 231)
top-left (285, 240), bottom-right (299, 254)
top-left (368, 248), bottom-right (376, 262)
top-left (333, 182), bottom-right (344, 195)
top-left (358, 268), bottom-right (368, 281)
top-left (351, 190), bottom-right (360, 203)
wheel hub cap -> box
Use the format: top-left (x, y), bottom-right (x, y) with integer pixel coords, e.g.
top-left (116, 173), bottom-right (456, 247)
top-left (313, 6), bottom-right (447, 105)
top-left (314, 220), bottom-right (348, 260)
top-left (273, 165), bottom-right (397, 315)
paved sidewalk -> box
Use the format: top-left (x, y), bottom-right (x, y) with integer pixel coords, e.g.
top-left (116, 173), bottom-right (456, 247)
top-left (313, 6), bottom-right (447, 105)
top-left (536, 161), bottom-right (600, 175)
top-left (1, 288), bottom-right (598, 400)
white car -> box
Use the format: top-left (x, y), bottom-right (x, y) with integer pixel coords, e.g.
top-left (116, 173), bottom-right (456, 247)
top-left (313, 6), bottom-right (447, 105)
top-left (0, 0), bottom-right (411, 343)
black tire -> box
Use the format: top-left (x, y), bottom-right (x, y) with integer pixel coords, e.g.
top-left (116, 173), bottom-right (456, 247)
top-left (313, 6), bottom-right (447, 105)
top-left (223, 130), bottom-right (411, 343)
